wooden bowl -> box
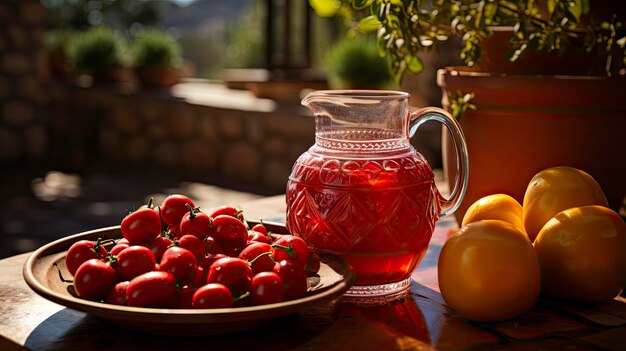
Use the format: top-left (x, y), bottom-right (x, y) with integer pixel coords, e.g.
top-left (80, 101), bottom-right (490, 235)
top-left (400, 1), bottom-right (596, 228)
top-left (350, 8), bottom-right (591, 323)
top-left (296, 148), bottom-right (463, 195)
top-left (23, 223), bottom-right (354, 335)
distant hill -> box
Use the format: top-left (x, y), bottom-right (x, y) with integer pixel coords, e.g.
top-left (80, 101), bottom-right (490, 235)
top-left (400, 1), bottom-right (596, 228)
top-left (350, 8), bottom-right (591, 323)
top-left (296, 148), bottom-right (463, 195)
top-left (163, 0), bottom-right (251, 32)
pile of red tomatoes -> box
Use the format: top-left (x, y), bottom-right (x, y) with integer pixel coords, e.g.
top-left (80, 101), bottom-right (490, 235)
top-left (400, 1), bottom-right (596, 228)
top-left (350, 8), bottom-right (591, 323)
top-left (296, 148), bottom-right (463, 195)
top-left (65, 194), bottom-right (318, 309)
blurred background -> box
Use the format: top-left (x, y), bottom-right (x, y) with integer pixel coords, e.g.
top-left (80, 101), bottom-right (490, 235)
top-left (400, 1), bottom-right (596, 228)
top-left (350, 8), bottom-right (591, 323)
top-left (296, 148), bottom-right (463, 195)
top-left (0, 0), bottom-right (461, 259)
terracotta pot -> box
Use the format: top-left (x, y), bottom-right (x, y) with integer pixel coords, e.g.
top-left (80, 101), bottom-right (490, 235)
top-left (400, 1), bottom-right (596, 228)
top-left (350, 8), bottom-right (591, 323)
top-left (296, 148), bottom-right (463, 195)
top-left (135, 66), bottom-right (182, 88)
top-left (438, 67), bottom-right (626, 224)
top-left (476, 27), bottom-right (600, 76)
top-left (91, 67), bottom-right (137, 85)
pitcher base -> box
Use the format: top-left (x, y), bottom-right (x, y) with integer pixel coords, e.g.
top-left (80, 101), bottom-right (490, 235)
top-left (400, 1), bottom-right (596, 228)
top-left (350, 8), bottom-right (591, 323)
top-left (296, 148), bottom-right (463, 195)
top-left (339, 278), bottom-right (410, 305)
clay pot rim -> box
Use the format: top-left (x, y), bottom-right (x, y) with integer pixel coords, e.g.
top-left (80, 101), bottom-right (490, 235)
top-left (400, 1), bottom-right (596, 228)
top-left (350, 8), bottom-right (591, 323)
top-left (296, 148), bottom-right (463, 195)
top-left (437, 66), bottom-right (626, 110)
top-left (439, 66), bottom-right (624, 81)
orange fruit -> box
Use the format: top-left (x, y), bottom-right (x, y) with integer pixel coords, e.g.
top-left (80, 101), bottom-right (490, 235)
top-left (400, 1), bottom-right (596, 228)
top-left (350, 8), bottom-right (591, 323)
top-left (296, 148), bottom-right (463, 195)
top-left (523, 166), bottom-right (608, 242)
top-left (438, 220), bottom-right (540, 322)
top-left (462, 194), bottom-right (524, 231)
top-left (534, 205), bottom-right (626, 302)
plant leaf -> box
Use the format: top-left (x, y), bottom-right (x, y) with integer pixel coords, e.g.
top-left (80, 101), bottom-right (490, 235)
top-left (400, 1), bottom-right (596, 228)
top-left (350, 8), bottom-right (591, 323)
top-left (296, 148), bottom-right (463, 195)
top-left (352, 0), bottom-right (375, 10)
top-left (546, 0), bottom-right (556, 14)
top-left (357, 15), bottom-right (382, 33)
top-left (483, 2), bottom-right (497, 25)
top-left (405, 55), bottom-right (423, 73)
top-left (393, 59), bottom-right (407, 83)
top-left (309, 0), bottom-right (342, 17)
top-left (449, 91), bottom-right (476, 121)
top-left (570, 0), bottom-right (590, 19)
top-left (376, 28), bottom-right (387, 56)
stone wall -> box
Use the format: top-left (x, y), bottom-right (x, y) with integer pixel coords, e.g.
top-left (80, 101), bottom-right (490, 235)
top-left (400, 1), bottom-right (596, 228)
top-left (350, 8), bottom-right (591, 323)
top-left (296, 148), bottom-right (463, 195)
top-left (48, 85), bottom-right (315, 194)
top-left (46, 82), bottom-right (443, 195)
top-left (0, 0), bottom-right (49, 163)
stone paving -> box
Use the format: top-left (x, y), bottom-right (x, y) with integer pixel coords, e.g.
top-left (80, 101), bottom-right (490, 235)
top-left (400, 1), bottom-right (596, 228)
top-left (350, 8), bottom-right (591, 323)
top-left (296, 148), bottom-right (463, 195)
top-left (0, 166), bottom-right (267, 259)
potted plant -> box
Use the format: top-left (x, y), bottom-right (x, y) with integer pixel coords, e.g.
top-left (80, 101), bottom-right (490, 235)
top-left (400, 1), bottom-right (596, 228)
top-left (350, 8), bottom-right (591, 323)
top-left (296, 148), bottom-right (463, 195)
top-left (68, 26), bottom-right (130, 84)
top-left (325, 36), bottom-right (394, 89)
top-left (312, 0), bottom-right (626, 222)
top-left (131, 29), bottom-right (183, 88)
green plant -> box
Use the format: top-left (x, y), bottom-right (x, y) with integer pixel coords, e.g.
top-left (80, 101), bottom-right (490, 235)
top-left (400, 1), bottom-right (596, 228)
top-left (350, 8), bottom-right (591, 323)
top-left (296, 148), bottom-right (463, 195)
top-left (69, 27), bottom-right (125, 73)
top-left (312, 0), bottom-right (626, 80)
top-left (326, 36), bottom-right (393, 88)
top-left (447, 91), bottom-right (476, 120)
top-left (132, 29), bottom-right (182, 69)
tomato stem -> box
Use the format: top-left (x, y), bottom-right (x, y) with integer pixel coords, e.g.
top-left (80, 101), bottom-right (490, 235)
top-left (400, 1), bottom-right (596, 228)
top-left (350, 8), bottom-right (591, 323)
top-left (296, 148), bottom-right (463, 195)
top-left (272, 243), bottom-right (296, 259)
top-left (162, 228), bottom-right (174, 240)
top-left (233, 291), bottom-right (250, 303)
top-left (94, 237), bottom-right (116, 252)
top-left (168, 239), bottom-right (179, 248)
top-left (234, 209), bottom-right (244, 220)
top-left (105, 253), bottom-right (118, 266)
top-left (185, 203), bottom-right (196, 220)
top-left (247, 251), bottom-right (275, 266)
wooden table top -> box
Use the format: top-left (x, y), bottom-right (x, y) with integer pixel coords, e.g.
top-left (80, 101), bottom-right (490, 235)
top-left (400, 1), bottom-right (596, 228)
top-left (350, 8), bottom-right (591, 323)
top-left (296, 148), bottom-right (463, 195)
top-left (1, 195), bottom-right (626, 351)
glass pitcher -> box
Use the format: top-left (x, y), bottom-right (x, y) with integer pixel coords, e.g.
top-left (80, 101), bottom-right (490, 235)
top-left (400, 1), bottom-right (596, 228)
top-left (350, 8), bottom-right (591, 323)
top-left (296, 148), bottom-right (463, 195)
top-left (286, 90), bottom-right (469, 302)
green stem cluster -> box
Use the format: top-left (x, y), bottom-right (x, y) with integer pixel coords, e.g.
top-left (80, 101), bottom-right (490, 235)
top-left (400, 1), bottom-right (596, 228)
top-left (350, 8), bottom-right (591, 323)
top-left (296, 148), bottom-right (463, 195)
top-left (311, 0), bottom-right (626, 80)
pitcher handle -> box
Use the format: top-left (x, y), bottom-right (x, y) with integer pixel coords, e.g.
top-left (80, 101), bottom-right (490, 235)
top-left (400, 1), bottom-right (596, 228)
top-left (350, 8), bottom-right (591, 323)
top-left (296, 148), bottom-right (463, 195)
top-left (409, 107), bottom-right (469, 218)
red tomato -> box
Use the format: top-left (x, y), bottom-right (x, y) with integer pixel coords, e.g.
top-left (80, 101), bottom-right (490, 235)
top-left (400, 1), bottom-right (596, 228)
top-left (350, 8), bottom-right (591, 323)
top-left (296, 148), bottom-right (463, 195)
top-left (251, 223), bottom-right (268, 236)
top-left (180, 207), bottom-right (211, 241)
top-left (200, 253), bottom-right (228, 271)
top-left (211, 215), bottom-right (248, 249)
top-left (250, 272), bottom-right (284, 305)
top-left (126, 271), bottom-right (177, 308)
top-left (168, 223), bottom-right (182, 240)
top-left (188, 265), bottom-right (207, 288)
top-left (109, 243), bottom-right (129, 256)
top-left (201, 236), bottom-right (222, 256)
top-left (159, 246), bottom-right (198, 285)
top-left (239, 242), bottom-right (275, 274)
top-left (272, 236), bottom-right (309, 268)
top-left (177, 234), bottom-right (204, 262)
top-left (120, 208), bottom-right (161, 245)
top-left (273, 259), bottom-right (308, 300)
top-left (207, 257), bottom-right (253, 296)
top-left (177, 285), bottom-right (198, 309)
top-left (66, 239), bottom-right (108, 276)
top-left (106, 281), bottom-right (129, 305)
top-left (116, 246), bottom-right (156, 281)
top-left (208, 205), bottom-right (244, 221)
top-left (73, 259), bottom-right (117, 301)
top-left (248, 230), bottom-right (272, 244)
top-left (222, 245), bottom-right (247, 257)
top-left (146, 236), bottom-right (172, 263)
top-left (160, 194), bottom-right (195, 226)
top-left (192, 283), bottom-right (233, 309)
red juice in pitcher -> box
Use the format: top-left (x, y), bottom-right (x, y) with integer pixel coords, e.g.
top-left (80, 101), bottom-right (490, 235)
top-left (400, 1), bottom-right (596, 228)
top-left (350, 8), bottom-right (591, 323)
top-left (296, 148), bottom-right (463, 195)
top-left (286, 150), bottom-right (441, 286)
top-left (286, 90), bottom-right (468, 301)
